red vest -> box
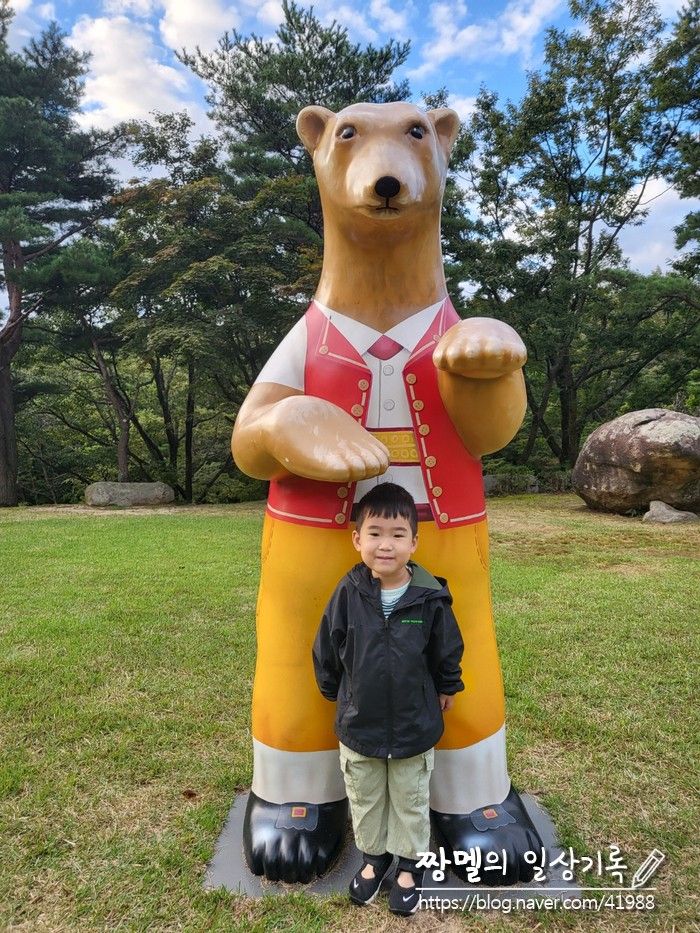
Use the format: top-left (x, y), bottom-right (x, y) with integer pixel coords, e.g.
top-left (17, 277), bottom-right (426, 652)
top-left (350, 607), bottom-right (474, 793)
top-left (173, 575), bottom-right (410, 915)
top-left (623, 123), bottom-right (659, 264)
top-left (266, 299), bottom-right (485, 529)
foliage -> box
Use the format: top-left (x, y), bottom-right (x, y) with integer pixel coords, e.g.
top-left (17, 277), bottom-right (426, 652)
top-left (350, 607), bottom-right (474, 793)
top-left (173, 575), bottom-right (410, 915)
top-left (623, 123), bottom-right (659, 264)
top-left (6, 0), bottom-right (699, 502)
top-left (180, 0), bottom-right (411, 301)
top-left (10, 4), bottom-right (414, 502)
top-left (449, 0), bottom-right (700, 467)
top-left (652, 0), bottom-right (700, 278)
top-left (0, 1), bottom-right (123, 503)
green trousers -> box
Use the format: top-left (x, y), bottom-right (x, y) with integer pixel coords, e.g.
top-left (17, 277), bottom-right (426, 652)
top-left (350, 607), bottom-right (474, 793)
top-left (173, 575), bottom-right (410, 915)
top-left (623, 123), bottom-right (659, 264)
top-left (339, 742), bottom-right (434, 861)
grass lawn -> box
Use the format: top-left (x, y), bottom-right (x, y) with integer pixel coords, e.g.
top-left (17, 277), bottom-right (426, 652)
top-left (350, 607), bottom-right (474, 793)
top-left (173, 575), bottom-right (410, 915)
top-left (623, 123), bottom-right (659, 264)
top-left (1, 495), bottom-right (698, 932)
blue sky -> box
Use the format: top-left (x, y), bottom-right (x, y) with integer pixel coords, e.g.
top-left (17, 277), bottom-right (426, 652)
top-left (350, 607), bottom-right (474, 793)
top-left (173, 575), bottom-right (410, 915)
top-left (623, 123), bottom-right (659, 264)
top-left (6, 0), bottom-right (695, 273)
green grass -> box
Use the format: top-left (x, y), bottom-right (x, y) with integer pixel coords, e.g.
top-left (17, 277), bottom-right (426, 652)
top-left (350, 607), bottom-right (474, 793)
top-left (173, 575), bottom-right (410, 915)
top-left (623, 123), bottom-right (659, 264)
top-left (1, 496), bottom-right (698, 932)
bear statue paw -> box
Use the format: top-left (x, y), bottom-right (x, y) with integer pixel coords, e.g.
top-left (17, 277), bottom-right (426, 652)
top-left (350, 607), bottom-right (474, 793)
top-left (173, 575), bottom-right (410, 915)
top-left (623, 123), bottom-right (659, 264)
top-left (243, 791), bottom-right (348, 883)
top-left (430, 786), bottom-right (543, 885)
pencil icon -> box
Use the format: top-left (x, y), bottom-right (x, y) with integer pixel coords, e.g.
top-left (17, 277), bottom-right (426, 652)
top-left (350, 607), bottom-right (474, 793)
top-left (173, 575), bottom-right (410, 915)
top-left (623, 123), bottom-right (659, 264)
top-left (631, 849), bottom-right (665, 889)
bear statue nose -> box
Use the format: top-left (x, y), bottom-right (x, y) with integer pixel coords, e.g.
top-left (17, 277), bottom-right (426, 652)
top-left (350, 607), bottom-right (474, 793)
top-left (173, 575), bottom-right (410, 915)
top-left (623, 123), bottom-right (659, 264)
top-left (374, 176), bottom-right (401, 200)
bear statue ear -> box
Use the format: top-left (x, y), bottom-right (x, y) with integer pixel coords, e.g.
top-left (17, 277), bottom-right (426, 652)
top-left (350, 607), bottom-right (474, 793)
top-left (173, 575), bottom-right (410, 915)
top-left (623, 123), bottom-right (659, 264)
top-left (296, 106), bottom-right (335, 155)
top-left (427, 108), bottom-right (461, 160)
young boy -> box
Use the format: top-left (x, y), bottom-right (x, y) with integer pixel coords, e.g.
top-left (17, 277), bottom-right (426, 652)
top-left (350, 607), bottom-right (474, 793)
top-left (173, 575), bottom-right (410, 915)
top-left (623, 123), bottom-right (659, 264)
top-left (312, 483), bottom-right (464, 917)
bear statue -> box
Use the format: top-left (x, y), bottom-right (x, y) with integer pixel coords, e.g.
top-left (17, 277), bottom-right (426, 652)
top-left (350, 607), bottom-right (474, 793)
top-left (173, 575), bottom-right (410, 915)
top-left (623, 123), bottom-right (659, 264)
top-left (232, 101), bottom-right (542, 884)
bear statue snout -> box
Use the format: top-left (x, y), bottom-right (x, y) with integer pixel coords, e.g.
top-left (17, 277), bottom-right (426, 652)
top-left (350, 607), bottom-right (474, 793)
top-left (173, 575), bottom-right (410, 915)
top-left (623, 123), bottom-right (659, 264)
top-left (374, 175), bottom-right (401, 200)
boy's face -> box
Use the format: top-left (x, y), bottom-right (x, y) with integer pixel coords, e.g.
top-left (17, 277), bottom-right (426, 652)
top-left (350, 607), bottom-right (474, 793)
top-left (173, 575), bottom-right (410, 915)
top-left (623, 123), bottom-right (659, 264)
top-left (352, 512), bottom-right (417, 587)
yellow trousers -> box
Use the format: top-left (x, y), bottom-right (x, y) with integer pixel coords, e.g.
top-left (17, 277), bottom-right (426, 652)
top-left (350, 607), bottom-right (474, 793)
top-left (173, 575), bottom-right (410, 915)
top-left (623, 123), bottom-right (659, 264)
top-left (252, 515), bottom-right (505, 752)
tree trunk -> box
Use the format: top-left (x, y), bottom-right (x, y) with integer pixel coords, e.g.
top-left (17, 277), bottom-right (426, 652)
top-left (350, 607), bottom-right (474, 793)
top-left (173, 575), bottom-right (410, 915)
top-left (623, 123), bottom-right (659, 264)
top-left (0, 348), bottom-right (18, 506)
top-left (90, 333), bottom-right (132, 483)
top-left (185, 358), bottom-right (195, 502)
top-left (518, 372), bottom-right (557, 465)
top-left (522, 371), bottom-right (562, 463)
top-left (0, 241), bottom-right (25, 506)
top-left (517, 416), bottom-right (539, 465)
top-left (557, 352), bottom-right (578, 467)
top-left (152, 356), bottom-right (179, 470)
top-left (117, 416), bottom-right (130, 482)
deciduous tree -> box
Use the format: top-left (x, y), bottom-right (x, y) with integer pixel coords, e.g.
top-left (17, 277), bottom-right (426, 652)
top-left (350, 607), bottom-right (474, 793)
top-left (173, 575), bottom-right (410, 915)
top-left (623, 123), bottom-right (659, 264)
top-left (451, 0), bottom-right (699, 466)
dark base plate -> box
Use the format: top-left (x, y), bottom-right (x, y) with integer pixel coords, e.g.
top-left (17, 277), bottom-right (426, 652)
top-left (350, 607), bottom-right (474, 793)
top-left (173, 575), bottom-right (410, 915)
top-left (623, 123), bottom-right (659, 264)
top-left (204, 791), bottom-right (580, 902)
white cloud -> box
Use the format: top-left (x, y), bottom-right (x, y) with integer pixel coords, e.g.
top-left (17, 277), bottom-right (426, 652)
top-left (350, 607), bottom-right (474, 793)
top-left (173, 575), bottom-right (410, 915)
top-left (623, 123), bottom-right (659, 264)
top-left (656, 0), bottom-right (691, 19)
top-left (447, 94), bottom-right (477, 122)
top-left (369, 0), bottom-right (411, 37)
top-left (499, 0), bottom-right (560, 61)
top-left (618, 178), bottom-right (693, 273)
top-left (408, 2), bottom-right (496, 79)
top-left (68, 14), bottom-right (209, 131)
top-left (158, 0), bottom-right (239, 52)
top-left (36, 2), bottom-right (55, 17)
top-left (101, 1), bottom-right (238, 50)
top-left (322, 4), bottom-right (379, 42)
top-left (459, 279), bottom-right (479, 299)
top-left (6, 0), bottom-right (43, 50)
top-left (256, 0), bottom-right (284, 27)
top-left (102, 0), bottom-right (157, 14)
top-left (431, 0), bottom-right (465, 32)
top-left (409, 0), bottom-right (563, 79)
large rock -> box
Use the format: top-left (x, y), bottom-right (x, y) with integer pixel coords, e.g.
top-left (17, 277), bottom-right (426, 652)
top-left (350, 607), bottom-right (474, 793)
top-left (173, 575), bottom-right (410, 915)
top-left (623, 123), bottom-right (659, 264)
top-left (642, 500), bottom-right (698, 524)
top-left (85, 481), bottom-right (175, 506)
top-left (572, 409), bottom-right (700, 513)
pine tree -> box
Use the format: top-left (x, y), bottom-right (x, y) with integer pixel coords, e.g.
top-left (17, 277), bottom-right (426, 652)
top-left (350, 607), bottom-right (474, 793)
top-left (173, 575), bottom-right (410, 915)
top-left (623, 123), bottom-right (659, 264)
top-left (0, 2), bottom-right (123, 504)
top-left (179, 0), bottom-right (411, 312)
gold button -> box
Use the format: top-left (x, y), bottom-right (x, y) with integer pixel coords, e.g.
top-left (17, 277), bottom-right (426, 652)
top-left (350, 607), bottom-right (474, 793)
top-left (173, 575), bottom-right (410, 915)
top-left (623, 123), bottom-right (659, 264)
top-left (351, 404), bottom-right (363, 417)
top-left (337, 487), bottom-right (348, 499)
top-left (335, 513), bottom-right (346, 524)
top-left (419, 424), bottom-right (430, 436)
top-left (358, 379), bottom-right (369, 391)
top-left (432, 486), bottom-right (443, 497)
top-left (413, 400), bottom-right (424, 411)
top-left (319, 345), bottom-right (329, 355)
top-left (406, 373), bottom-right (417, 385)
top-left (439, 512), bottom-right (449, 523)
top-left (425, 456), bottom-right (437, 468)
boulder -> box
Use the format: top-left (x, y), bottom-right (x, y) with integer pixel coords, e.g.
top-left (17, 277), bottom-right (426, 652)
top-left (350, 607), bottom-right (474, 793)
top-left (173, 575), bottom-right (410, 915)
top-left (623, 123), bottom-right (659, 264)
top-left (85, 481), bottom-right (175, 507)
top-left (642, 500), bottom-right (698, 524)
top-left (572, 409), bottom-right (700, 513)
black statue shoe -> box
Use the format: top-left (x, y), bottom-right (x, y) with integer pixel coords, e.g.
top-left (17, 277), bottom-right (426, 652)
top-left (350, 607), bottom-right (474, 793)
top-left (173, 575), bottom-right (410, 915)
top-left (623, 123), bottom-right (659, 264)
top-left (430, 786), bottom-right (543, 885)
top-left (243, 791), bottom-right (348, 883)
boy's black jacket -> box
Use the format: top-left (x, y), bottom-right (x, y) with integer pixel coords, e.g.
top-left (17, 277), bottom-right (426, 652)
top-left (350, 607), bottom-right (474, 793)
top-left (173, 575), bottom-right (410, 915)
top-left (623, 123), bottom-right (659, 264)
top-left (312, 561), bottom-right (464, 759)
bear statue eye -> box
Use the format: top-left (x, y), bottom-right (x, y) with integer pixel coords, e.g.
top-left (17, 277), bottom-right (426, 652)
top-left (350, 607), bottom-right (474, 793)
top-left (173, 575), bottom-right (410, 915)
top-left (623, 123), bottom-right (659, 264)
top-left (339, 125), bottom-right (356, 140)
top-left (409, 125), bottom-right (425, 139)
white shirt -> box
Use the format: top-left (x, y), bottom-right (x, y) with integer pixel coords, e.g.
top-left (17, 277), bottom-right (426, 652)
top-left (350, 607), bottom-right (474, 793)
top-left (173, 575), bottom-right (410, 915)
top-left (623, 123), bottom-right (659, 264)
top-left (255, 300), bottom-right (445, 504)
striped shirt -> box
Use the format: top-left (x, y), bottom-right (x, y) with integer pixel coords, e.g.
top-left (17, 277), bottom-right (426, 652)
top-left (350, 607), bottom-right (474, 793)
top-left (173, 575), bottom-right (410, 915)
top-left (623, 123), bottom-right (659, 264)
top-left (380, 580), bottom-right (411, 618)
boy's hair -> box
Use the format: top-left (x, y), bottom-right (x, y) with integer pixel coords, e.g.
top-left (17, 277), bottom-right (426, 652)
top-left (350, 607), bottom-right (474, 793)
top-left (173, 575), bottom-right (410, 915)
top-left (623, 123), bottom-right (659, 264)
top-left (354, 482), bottom-right (418, 537)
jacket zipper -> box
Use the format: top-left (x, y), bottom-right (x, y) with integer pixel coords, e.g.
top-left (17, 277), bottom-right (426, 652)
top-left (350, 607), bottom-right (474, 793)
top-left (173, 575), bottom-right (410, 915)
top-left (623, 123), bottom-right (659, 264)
top-left (375, 585), bottom-right (426, 760)
top-left (384, 609), bottom-right (393, 758)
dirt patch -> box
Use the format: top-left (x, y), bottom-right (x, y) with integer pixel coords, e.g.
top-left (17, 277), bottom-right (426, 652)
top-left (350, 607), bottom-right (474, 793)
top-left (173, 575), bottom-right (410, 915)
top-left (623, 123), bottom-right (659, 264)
top-left (597, 563), bottom-right (650, 577)
top-left (0, 502), bottom-right (267, 521)
top-left (491, 534), bottom-right (578, 557)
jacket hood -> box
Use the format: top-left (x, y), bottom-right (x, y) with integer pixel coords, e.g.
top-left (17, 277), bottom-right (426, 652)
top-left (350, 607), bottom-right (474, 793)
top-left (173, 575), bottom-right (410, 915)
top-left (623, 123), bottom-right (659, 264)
top-left (348, 561), bottom-right (451, 604)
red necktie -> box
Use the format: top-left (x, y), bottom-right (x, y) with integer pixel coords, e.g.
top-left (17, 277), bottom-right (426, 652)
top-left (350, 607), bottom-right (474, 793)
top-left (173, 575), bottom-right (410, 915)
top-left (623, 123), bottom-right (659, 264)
top-left (367, 335), bottom-right (403, 360)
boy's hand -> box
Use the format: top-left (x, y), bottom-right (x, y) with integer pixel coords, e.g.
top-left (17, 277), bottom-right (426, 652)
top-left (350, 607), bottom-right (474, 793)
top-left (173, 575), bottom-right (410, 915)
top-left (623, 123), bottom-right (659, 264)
top-left (439, 694), bottom-right (454, 711)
